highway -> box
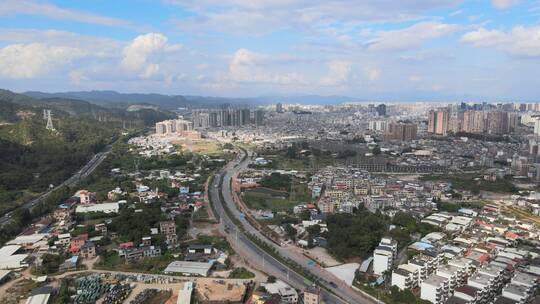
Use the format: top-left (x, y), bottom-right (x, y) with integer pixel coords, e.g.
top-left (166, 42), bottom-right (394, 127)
top-left (0, 145), bottom-right (112, 226)
top-left (210, 150), bottom-right (378, 304)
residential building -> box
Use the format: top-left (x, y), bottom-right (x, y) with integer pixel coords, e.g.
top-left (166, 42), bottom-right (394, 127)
top-left (263, 280), bottom-right (298, 303)
top-left (80, 242), bottom-right (96, 259)
top-left (373, 237), bottom-right (397, 276)
top-left (420, 274), bottom-right (449, 304)
top-left (428, 109), bottom-right (450, 135)
top-left (392, 264), bottom-right (419, 290)
top-left (501, 283), bottom-right (533, 303)
top-left (384, 122), bottom-right (417, 141)
top-left (303, 286), bottom-right (321, 304)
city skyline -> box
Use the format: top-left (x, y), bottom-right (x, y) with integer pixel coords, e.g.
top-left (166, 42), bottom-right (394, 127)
top-left (1, 1), bottom-right (540, 100)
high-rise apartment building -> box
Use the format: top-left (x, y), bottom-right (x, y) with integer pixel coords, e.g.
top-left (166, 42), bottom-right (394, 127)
top-left (191, 107), bottom-right (264, 129)
top-left (255, 109), bottom-right (265, 126)
top-left (462, 110), bottom-right (517, 135)
top-left (376, 104), bottom-right (387, 116)
top-left (385, 122), bottom-right (418, 141)
top-left (462, 110), bottom-right (486, 133)
top-left (428, 109), bottom-right (450, 135)
top-left (155, 119), bottom-right (193, 135)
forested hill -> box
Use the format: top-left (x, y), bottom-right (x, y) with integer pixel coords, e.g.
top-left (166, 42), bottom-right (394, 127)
top-left (0, 89), bottom-right (176, 124)
top-left (23, 90), bottom-right (254, 110)
top-left (0, 89), bottom-right (173, 216)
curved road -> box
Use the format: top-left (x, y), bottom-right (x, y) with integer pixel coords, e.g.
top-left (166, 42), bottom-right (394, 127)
top-left (211, 149), bottom-right (378, 304)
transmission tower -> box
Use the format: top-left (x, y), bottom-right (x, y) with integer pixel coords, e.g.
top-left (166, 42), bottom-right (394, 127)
top-left (290, 177), bottom-right (296, 201)
top-left (43, 109), bottom-right (56, 131)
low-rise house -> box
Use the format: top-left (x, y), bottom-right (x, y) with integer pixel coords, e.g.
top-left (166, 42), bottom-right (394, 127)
top-left (54, 233), bottom-right (71, 247)
top-left (80, 242), bottom-right (96, 259)
top-left (263, 280), bottom-right (298, 303)
top-left (303, 286), bottom-right (321, 304)
top-left (70, 234), bottom-right (88, 253)
top-left (94, 223), bottom-right (107, 235)
top-left (188, 245), bottom-right (213, 255)
top-left (119, 246), bottom-right (161, 261)
top-left (59, 256), bottom-right (78, 272)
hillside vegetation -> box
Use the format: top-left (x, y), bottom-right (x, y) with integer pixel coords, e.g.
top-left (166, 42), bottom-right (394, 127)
top-left (0, 89), bottom-right (174, 216)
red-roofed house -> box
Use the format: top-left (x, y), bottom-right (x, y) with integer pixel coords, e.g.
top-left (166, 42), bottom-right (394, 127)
top-left (70, 234), bottom-right (88, 253)
top-left (119, 242), bottom-right (134, 249)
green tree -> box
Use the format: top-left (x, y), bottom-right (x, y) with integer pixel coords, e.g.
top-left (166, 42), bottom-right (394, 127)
top-left (284, 224), bottom-right (297, 239)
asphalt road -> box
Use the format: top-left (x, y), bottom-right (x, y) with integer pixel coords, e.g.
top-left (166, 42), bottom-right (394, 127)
top-left (0, 145), bottom-right (112, 226)
top-left (210, 150), bottom-right (378, 304)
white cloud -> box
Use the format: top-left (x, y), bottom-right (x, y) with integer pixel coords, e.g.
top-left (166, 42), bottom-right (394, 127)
top-left (365, 67), bottom-right (381, 81)
top-left (491, 0), bottom-right (521, 10)
top-left (121, 33), bottom-right (180, 78)
top-left (0, 43), bottom-right (85, 79)
top-left (69, 70), bottom-right (88, 85)
top-left (320, 60), bottom-right (351, 86)
top-left (0, 0), bottom-right (139, 30)
top-left (367, 21), bottom-right (461, 51)
top-left (409, 75), bottom-right (422, 82)
top-left (0, 28), bottom-right (121, 57)
top-left (461, 25), bottom-right (540, 57)
top-left (229, 48), bottom-right (306, 85)
top-left (167, 0), bottom-right (463, 35)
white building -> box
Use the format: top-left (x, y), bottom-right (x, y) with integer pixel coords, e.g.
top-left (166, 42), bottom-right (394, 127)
top-left (373, 237), bottom-right (397, 276)
top-left (163, 261), bottom-right (213, 276)
top-left (453, 285), bottom-right (482, 303)
top-left (0, 245), bottom-right (29, 270)
top-left (534, 118), bottom-right (540, 136)
top-left (420, 274), bottom-right (449, 304)
top-left (467, 274), bottom-right (497, 302)
top-left (368, 120), bottom-right (388, 132)
top-left (263, 280), bottom-right (298, 303)
top-left (391, 264), bottom-right (419, 290)
top-left (436, 265), bottom-right (460, 291)
top-left (502, 283), bottom-right (532, 303)
top-left (75, 202), bottom-right (119, 214)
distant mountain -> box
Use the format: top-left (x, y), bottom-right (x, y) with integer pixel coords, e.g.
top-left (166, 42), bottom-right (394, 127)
top-left (23, 90), bottom-right (364, 109)
top-left (1, 89), bottom-right (175, 125)
top-left (255, 95), bottom-right (362, 105)
top-left (25, 90), bottom-right (191, 110)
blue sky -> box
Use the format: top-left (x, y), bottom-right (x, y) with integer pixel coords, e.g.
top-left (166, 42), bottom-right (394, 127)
top-left (0, 0), bottom-right (539, 100)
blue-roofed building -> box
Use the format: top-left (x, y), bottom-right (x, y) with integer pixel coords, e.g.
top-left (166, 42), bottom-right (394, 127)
top-left (59, 256), bottom-right (79, 272)
top-left (408, 241), bottom-right (435, 252)
top-left (458, 208), bottom-right (478, 217)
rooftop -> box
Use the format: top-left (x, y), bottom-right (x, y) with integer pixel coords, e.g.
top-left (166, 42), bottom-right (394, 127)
top-left (422, 274), bottom-right (448, 287)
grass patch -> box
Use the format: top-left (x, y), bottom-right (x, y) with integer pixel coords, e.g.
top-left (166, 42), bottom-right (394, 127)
top-left (192, 235), bottom-right (232, 252)
top-left (228, 267), bottom-right (255, 279)
top-left (243, 189), bottom-right (298, 212)
top-left (242, 179), bottom-right (311, 212)
top-left (95, 251), bottom-right (175, 274)
top-left (421, 174), bottom-right (518, 194)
